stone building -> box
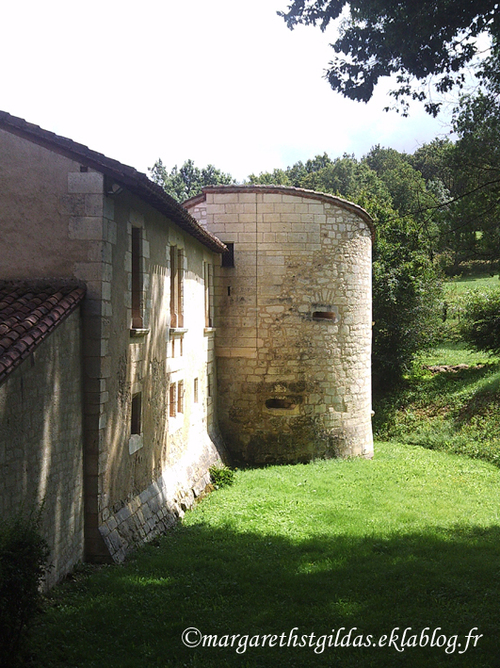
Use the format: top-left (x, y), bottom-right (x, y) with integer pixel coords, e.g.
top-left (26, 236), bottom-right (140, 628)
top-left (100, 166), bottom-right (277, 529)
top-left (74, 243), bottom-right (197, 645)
top-left (0, 111), bottom-right (225, 581)
top-left (0, 281), bottom-right (86, 587)
top-left (0, 112), bottom-right (373, 585)
top-left (185, 186), bottom-right (374, 464)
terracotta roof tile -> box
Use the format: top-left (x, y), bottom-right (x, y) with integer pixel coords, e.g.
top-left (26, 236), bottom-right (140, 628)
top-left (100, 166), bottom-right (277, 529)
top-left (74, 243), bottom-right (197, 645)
top-left (0, 279), bottom-right (86, 385)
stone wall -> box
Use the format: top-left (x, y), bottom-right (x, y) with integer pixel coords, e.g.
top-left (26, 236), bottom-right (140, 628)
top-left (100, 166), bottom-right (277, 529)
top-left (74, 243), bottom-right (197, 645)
top-left (186, 186), bottom-right (374, 464)
top-left (84, 192), bottom-right (225, 562)
top-left (0, 309), bottom-right (84, 588)
top-left (0, 130), bottom-right (225, 568)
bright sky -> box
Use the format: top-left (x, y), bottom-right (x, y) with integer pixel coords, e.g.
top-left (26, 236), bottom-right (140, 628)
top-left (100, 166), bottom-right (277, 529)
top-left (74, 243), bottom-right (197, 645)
top-left (1, 0), bottom-right (452, 182)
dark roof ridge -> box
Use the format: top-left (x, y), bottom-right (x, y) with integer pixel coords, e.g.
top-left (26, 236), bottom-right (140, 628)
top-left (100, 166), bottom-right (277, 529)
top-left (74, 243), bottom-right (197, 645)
top-left (184, 184), bottom-right (375, 242)
top-left (0, 111), bottom-right (226, 253)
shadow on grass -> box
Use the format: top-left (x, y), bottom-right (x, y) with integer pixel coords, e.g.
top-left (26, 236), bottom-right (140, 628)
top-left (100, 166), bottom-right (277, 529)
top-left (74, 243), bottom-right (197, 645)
top-left (417, 363), bottom-right (500, 397)
top-left (33, 523), bottom-right (500, 668)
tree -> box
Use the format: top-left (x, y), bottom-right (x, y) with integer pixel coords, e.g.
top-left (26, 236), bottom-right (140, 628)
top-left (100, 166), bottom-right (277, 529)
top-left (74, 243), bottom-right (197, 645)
top-left (247, 168), bottom-right (292, 186)
top-left (248, 153), bottom-right (333, 187)
top-left (459, 288), bottom-right (500, 356)
top-left (450, 47), bottom-right (500, 264)
top-left (149, 158), bottom-right (235, 202)
top-left (279, 0), bottom-right (499, 115)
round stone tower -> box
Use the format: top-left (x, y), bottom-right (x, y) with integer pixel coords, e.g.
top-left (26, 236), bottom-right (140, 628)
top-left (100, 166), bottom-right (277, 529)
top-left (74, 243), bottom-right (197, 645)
top-left (184, 185), bottom-right (374, 465)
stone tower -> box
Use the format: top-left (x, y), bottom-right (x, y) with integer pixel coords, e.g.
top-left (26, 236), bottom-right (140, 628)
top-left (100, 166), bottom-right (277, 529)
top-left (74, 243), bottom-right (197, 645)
top-left (185, 185), bottom-right (374, 465)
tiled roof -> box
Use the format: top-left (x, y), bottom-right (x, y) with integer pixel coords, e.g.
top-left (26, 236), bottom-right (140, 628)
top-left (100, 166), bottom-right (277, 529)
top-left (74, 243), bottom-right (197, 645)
top-left (0, 110), bottom-right (226, 254)
top-left (0, 280), bottom-right (86, 385)
top-left (184, 184), bottom-right (376, 242)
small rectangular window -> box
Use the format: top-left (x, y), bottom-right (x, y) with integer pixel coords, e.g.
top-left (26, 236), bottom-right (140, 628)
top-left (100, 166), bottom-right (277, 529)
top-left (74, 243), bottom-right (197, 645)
top-left (169, 383), bottom-right (177, 418)
top-left (194, 377), bottom-right (199, 403)
top-left (170, 246), bottom-right (184, 328)
top-left (177, 380), bottom-right (184, 414)
top-left (221, 242), bottom-right (235, 268)
top-left (131, 393), bottom-right (142, 435)
top-left (131, 228), bottom-right (143, 328)
top-left (204, 261), bottom-right (213, 327)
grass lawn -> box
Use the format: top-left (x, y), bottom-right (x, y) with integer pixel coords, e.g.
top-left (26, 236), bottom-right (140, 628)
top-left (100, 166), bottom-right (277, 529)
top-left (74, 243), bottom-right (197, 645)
top-left (31, 442), bottom-right (500, 668)
top-left (445, 273), bottom-right (499, 295)
top-left (372, 271), bottom-right (500, 467)
top-left (26, 272), bottom-right (500, 667)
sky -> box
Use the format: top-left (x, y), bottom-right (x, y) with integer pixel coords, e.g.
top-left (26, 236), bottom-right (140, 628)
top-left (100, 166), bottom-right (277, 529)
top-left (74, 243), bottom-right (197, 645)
top-left (1, 0), bottom-right (453, 182)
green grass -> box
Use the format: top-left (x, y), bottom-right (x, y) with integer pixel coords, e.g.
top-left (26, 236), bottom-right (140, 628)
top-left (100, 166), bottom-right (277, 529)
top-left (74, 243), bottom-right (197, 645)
top-left (30, 443), bottom-right (500, 668)
top-left (26, 272), bottom-right (500, 667)
top-left (418, 342), bottom-right (493, 367)
top-left (381, 272), bottom-right (500, 466)
top-left (375, 360), bottom-right (500, 466)
top-left (445, 273), bottom-right (499, 295)
top-left (435, 274), bottom-right (500, 347)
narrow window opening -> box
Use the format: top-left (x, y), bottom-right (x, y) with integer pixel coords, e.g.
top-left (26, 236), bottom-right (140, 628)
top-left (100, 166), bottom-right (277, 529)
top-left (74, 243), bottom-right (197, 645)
top-left (227, 286), bottom-right (231, 296)
top-left (221, 242), bottom-right (235, 268)
top-left (170, 247), bottom-right (184, 328)
top-left (312, 311), bottom-right (337, 321)
top-left (204, 261), bottom-right (212, 327)
top-left (177, 380), bottom-right (184, 414)
top-left (131, 227), bottom-right (143, 328)
top-left (131, 393), bottom-right (142, 435)
top-left (170, 246), bottom-right (178, 328)
top-left (266, 398), bottom-right (297, 410)
top-left (169, 383), bottom-right (177, 418)
top-left (194, 378), bottom-right (199, 403)
top-left (177, 249), bottom-right (184, 327)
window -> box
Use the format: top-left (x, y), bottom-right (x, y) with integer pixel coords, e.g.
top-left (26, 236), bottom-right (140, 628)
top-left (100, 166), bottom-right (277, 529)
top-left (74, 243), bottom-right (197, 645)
top-left (131, 227), bottom-right (143, 328)
top-left (312, 311), bottom-right (338, 322)
top-left (204, 261), bottom-right (213, 327)
top-left (266, 398), bottom-right (296, 410)
top-left (221, 242), bottom-right (235, 268)
top-left (169, 383), bottom-right (177, 418)
top-left (194, 377), bottom-right (199, 403)
top-left (170, 246), bottom-right (184, 328)
top-left (177, 380), bottom-right (184, 414)
top-left (131, 392), bottom-right (142, 434)
top-left (129, 392), bottom-right (143, 455)
top-left (169, 381), bottom-right (184, 418)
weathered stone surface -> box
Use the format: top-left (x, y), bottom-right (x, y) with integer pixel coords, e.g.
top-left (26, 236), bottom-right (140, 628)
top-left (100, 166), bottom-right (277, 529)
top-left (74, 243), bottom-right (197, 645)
top-left (186, 186), bottom-right (374, 465)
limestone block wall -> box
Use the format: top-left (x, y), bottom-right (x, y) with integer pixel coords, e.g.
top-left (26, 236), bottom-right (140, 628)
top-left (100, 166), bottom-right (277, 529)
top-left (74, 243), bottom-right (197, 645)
top-left (0, 128), bottom-right (226, 565)
top-left (185, 186), bottom-right (374, 465)
top-left (92, 194), bottom-right (224, 562)
top-left (0, 309), bottom-right (84, 588)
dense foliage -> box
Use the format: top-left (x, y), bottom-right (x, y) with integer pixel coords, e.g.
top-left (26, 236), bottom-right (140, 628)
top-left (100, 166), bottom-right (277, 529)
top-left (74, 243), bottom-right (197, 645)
top-left (459, 289), bottom-right (500, 356)
top-left (279, 0), bottom-right (499, 115)
top-left (148, 158), bottom-right (235, 202)
top-left (0, 509), bottom-right (50, 667)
